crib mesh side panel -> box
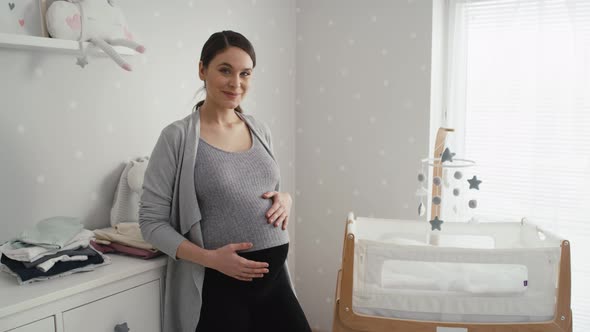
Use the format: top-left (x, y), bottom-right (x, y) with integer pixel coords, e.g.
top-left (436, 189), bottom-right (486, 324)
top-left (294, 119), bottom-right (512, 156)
top-left (352, 239), bottom-right (561, 323)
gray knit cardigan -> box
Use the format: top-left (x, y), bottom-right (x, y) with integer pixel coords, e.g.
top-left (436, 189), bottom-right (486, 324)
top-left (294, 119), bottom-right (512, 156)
top-left (139, 108), bottom-right (289, 332)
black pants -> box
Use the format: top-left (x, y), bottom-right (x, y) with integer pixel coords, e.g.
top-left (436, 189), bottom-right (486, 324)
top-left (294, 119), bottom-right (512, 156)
top-left (196, 243), bottom-right (311, 332)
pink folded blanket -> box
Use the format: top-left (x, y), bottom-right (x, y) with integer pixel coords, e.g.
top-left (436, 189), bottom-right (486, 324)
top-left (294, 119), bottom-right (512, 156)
top-left (90, 240), bottom-right (161, 260)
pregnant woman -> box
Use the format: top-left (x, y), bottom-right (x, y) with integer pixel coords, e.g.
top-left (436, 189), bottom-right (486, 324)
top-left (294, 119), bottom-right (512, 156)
top-left (139, 30), bottom-right (311, 332)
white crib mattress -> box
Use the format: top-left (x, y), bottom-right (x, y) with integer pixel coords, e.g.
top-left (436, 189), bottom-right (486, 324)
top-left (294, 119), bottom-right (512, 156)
top-left (380, 260), bottom-right (528, 294)
top-left (349, 217), bottom-right (563, 323)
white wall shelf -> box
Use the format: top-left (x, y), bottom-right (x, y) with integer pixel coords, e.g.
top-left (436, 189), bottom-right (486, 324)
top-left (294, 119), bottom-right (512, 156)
top-left (0, 33), bottom-right (135, 56)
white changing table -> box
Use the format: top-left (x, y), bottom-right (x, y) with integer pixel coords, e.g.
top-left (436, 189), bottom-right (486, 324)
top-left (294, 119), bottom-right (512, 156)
top-left (0, 255), bottom-right (166, 332)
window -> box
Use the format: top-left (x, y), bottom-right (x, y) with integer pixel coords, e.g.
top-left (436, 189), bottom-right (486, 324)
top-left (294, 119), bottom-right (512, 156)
top-left (443, 0), bottom-right (590, 328)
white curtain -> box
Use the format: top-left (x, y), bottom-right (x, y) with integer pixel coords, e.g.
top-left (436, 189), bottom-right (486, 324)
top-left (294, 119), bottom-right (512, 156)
top-left (444, 0), bottom-right (590, 328)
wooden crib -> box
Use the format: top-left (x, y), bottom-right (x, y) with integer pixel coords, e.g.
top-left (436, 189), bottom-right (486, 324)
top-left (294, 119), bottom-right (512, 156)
top-left (332, 213), bottom-right (573, 332)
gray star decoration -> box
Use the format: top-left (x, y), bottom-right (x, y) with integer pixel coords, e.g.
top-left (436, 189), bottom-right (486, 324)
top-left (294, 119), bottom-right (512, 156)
top-left (429, 216), bottom-right (444, 231)
top-left (467, 175), bottom-right (482, 190)
top-left (441, 147), bottom-right (455, 163)
top-left (76, 56), bottom-right (88, 68)
top-left (114, 323), bottom-right (129, 332)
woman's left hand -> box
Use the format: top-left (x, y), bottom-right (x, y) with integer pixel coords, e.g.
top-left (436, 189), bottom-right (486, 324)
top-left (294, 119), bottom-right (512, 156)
top-left (262, 191), bottom-right (292, 230)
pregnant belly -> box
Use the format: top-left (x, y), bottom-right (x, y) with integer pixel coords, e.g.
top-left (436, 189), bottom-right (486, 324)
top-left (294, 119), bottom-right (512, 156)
top-left (199, 196), bottom-right (288, 250)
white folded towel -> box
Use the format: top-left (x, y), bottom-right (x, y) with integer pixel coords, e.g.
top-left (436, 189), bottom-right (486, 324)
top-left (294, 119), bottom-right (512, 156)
top-left (1, 229), bottom-right (95, 262)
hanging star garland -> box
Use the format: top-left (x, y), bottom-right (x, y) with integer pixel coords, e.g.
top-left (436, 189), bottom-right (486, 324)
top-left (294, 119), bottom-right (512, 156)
top-left (76, 56), bottom-right (88, 68)
top-left (467, 175), bottom-right (482, 190)
top-left (114, 323), bottom-right (130, 332)
top-left (75, 40), bottom-right (89, 69)
top-left (441, 147), bottom-right (455, 163)
top-left (429, 216), bottom-right (444, 231)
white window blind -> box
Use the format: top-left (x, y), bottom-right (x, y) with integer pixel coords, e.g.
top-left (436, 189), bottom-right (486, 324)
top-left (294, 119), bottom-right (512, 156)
top-left (444, 0), bottom-right (590, 329)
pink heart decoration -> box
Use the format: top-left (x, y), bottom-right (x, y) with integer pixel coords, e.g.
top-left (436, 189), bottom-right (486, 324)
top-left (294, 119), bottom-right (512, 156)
top-left (124, 26), bottom-right (134, 41)
top-left (66, 14), bottom-right (81, 30)
top-left (18, 19), bottom-right (24, 27)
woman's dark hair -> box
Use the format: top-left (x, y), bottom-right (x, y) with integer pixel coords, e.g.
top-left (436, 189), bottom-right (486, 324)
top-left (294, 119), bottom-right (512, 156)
top-left (194, 30), bottom-right (256, 113)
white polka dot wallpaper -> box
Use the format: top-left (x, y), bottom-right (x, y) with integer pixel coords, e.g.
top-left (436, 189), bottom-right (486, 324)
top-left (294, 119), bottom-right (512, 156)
top-left (295, 1), bottom-right (432, 330)
top-left (1, 1), bottom-right (434, 331)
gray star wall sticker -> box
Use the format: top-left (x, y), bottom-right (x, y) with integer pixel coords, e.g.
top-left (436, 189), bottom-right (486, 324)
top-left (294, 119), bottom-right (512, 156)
top-left (441, 147), bottom-right (455, 163)
top-left (429, 216), bottom-right (444, 231)
top-left (468, 175), bottom-right (482, 190)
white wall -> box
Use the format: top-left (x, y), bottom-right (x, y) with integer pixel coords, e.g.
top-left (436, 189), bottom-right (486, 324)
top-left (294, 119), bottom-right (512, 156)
top-left (294, 1), bottom-right (433, 330)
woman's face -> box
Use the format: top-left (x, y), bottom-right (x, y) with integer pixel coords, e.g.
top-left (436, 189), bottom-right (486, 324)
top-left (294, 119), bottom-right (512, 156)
top-left (199, 46), bottom-right (254, 110)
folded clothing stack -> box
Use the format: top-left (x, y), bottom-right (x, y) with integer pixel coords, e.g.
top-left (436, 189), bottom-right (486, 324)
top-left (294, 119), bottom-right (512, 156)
top-left (0, 217), bottom-right (110, 285)
top-left (92, 222), bottom-right (161, 259)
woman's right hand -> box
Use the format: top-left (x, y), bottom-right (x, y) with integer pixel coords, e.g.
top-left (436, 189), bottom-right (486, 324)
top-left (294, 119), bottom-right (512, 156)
top-left (205, 242), bottom-right (269, 281)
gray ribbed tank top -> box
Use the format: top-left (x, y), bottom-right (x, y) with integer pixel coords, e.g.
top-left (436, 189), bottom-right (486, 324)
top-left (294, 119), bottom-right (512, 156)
top-left (194, 130), bottom-right (289, 252)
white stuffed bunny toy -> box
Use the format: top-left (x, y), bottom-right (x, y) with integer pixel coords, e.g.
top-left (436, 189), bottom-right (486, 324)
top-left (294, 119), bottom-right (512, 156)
top-left (46, 0), bottom-right (145, 71)
top-left (110, 157), bottom-right (149, 226)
